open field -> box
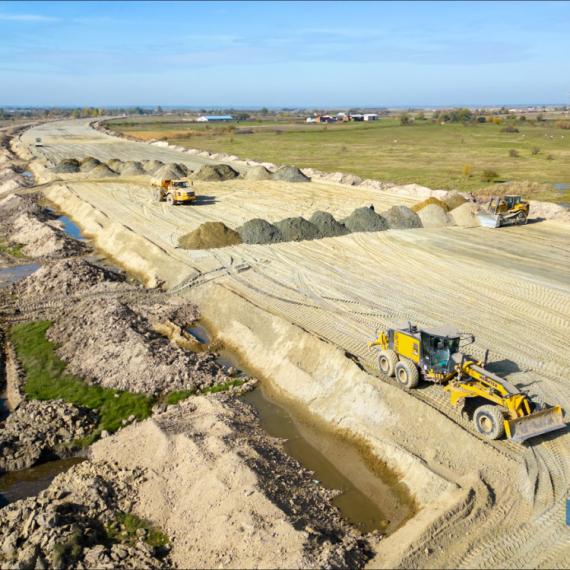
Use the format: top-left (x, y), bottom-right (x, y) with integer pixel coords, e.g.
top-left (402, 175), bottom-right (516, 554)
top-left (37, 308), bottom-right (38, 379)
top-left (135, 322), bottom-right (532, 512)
top-left (108, 116), bottom-right (570, 202)
top-left (14, 118), bottom-right (570, 569)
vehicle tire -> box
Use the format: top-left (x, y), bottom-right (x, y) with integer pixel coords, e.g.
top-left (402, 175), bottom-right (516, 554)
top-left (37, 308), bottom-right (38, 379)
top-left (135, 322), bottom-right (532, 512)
top-left (518, 212), bottom-right (527, 224)
top-left (166, 194), bottom-right (175, 205)
top-left (395, 360), bottom-right (420, 389)
top-left (378, 349), bottom-right (398, 377)
top-left (473, 405), bottom-right (506, 440)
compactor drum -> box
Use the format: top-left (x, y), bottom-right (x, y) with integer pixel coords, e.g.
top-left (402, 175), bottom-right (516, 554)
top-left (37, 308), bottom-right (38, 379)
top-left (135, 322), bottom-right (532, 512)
top-left (368, 323), bottom-right (565, 442)
top-left (476, 195), bottom-right (529, 228)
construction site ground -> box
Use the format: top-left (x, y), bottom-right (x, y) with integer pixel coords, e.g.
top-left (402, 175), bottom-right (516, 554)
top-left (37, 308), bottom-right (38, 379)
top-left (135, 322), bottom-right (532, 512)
top-left (11, 119), bottom-right (570, 569)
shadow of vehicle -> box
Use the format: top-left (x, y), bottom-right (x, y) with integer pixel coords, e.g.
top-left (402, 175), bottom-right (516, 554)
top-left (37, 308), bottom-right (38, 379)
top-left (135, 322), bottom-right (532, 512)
top-left (190, 196), bottom-right (218, 206)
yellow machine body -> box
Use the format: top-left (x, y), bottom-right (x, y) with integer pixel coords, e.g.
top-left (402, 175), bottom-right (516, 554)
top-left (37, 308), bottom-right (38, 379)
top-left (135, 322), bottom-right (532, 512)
top-left (151, 178), bottom-right (196, 204)
top-left (368, 324), bottom-right (565, 442)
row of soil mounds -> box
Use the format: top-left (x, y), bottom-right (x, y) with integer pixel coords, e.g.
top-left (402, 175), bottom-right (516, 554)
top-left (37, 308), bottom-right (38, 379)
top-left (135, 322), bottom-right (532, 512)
top-left (52, 158), bottom-right (311, 183)
top-left (178, 205), bottom-right (423, 250)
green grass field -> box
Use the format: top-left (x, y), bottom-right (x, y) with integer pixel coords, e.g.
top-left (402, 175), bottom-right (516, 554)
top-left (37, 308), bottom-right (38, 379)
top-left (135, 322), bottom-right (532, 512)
top-left (110, 117), bottom-right (570, 203)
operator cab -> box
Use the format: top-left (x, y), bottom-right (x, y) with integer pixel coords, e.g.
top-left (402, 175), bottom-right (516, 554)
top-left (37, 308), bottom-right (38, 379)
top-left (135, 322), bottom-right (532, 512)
top-left (171, 181), bottom-right (187, 189)
top-left (505, 195), bottom-right (522, 210)
top-left (420, 325), bottom-right (461, 374)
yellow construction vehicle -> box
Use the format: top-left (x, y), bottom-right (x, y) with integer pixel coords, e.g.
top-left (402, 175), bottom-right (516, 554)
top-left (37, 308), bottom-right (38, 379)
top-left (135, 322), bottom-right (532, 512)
top-left (368, 323), bottom-right (565, 442)
top-left (476, 195), bottom-right (529, 228)
top-left (151, 178), bottom-right (195, 205)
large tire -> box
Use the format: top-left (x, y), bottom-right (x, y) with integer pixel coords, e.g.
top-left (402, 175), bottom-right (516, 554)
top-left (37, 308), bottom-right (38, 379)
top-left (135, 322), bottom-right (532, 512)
top-left (474, 405), bottom-right (506, 440)
top-left (395, 360), bottom-right (420, 389)
top-left (166, 194), bottom-right (175, 205)
top-left (378, 349), bottom-right (398, 377)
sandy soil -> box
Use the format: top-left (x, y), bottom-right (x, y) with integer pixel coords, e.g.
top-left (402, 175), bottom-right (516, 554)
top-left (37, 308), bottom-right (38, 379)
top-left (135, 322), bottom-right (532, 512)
top-left (18, 119), bottom-right (570, 569)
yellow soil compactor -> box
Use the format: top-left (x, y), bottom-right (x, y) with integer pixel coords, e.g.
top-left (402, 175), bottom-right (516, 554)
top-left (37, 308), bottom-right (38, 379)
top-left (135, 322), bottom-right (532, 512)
top-left (476, 195), bottom-right (529, 228)
top-left (368, 324), bottom-right (565, 442)
top-left (151, 178), bottom-right (195, 205)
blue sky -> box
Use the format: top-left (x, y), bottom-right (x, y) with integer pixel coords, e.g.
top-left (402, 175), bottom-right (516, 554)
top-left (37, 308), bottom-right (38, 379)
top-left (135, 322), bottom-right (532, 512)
top-left (0, 1), bottom-right (568, 107)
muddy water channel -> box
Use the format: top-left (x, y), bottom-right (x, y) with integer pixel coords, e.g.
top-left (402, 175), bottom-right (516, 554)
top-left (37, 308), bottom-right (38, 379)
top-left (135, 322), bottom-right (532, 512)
top-left (188, 324), bottom-right (414, 534)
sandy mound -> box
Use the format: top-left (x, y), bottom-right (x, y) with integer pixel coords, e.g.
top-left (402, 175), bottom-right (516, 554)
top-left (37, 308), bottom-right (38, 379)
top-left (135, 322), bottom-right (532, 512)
top-left (79, 156), bottom-right (98, 166)
top-left (144, 160), bottom-right (165, 174)
top-left (381, 205), bottom-right (423, 229)
top-left (528, 200), bottom-right (570, 222)
top-left (79, 158), bottom-right (101, 172)
top-left (53, 160), bottom-right (80, 174)
top-left (417, 204), bottom-right (455, 227)
top-left (191, 164), bottom-right (239, 182)
top-left (244, 165), bottom-right (274, 181)
top-left (449, 202), bottom-right (482, 228)
top-left (16, 258), bottom-right (126, 298)
top-left (325, 172), bottom-right (363, 186)
top-left (341, 207), bottom-right (389, 233)
top-left (121, 162), bottom-right (147, 176)
top-left (237, 218), bottom-right (284, 244)
top-left (272, 166), bottom-right (311, 183)
top-left (154, 163), bottom-right (189, 180)
top-left (411, 197), bottom-right (450, 213)
top-left (308, 211), bottom-right (350, 237)
top-left (274, 217), bottom-right (322, 241)
top-left (178, 222), bottom-right (243, 250)
top-left (10, 212), bottom-right (90, 259)
top-left (91, 164), bottom-right (119, 178)
top-left (446, 194), bottom-right (468, 210)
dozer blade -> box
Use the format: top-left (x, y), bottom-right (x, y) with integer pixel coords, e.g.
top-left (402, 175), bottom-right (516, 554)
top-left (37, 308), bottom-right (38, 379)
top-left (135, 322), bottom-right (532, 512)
top-left (505, 406), bottom-right (565, 443)
top-left (476, 212), bottom-right (500, 228)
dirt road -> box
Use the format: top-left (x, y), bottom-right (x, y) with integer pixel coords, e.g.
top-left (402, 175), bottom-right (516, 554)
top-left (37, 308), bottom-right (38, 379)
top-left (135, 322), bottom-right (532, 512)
top-left (20, 119), bottom-right (570, 569)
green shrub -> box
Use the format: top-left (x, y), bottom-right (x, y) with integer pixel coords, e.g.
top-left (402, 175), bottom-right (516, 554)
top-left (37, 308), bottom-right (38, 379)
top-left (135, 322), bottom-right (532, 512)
top-left (481, 169), bottom-right (499, 182)
top-left (508, 149), bottom-right (519, 157)
top-left (500, 125), bottom-right (519, 133)
top-left (530, 146), bottom-right (540, 155)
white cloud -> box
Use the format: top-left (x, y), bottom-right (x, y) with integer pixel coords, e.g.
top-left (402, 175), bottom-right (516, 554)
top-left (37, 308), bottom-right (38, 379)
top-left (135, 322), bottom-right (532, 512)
top-left (0, 13), bottom-right (59, 22)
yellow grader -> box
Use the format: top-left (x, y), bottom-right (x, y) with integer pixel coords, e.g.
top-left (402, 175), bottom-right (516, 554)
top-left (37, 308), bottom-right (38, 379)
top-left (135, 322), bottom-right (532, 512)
top-left (476, 195), bottom-right (529, 228)
top-left (151, 178), bottom-right (195, 205)
top-left (368, 323), bottom-right (565, 442)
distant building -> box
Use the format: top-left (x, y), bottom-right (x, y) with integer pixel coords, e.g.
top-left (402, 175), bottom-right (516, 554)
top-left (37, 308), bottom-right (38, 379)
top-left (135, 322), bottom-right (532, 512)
top-left (197, 115), bottom-right (233, 122)
top-left (306, 117), bottom-right (317, 123)
top-left (363, 114), bottom-right (378, 121)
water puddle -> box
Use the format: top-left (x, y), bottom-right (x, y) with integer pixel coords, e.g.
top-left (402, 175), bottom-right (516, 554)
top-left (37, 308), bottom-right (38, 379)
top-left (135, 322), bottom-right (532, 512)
top-left (0, 457), bottom-right (86, 508)
top-left (22, 171), bottom-right (36, 187)
top-left (0, 389), bottom-right (8, 421)
top-left (57, 216), bottom-right (85, 240)
top-left (0, 264), bottom-right (41, 289)
top-left (242, 387), bottom-right (412, 534)
top-left (186, 324), bottom-right (211, 345)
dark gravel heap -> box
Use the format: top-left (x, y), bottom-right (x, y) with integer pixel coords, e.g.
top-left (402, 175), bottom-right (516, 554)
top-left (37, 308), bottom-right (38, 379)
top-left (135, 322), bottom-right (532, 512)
top-left (237, 218), bottom-right (284, 244)
top-left (308, 211), bottom-right (350, 237)
top-left (272, 166), bottom-right (310, 183)
top-left (274, 217), bottom-right (322, 241)
top-left (53, 160), bottom-right (80, 174)
top-left (381, 205), bottom-right (423, 229)
top-left (191, 164), bottom-right (239, 182)
top-left (79, 158), bottom-right (101, 172)
top-left (91, 164), bottom-right (119, 178)
top-left (340, 207), bottom-right (389, 233)
top-left (144, 160), bottom-right (165, 174)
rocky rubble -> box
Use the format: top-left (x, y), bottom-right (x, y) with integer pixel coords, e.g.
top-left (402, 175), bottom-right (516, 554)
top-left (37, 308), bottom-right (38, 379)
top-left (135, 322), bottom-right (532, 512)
top-left (0, 460), bottom-right (170, 569)
top-left (0, 400), bottom-right (98, 473)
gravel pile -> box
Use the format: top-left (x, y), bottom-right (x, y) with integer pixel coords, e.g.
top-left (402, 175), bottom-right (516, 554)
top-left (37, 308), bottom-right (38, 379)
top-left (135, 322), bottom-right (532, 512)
top-left (445, 194), bottom-right (468, 210)
top-left (178, 221), bottom-right (243, 250)
top-left (91, 164), bottom-right (119, 178)
top-left (417, 204), bottom-right (455, 227)
top-left (244, 165), bottom-right (273, 181)
top-left (411, 197), bottom-right (450, 213)
top-left (154, 163), bottom-right (189, 180)
top-left (308, 211), bottom-right (350, 237)
top-left (144, 160), bottom-right (164, 174)
top-left (0, 400), bottom-right (99, 473)
top-left (0, 460), bottom-right (170, 569)
top-left (272, 166), bottom-right (310, 183)
top-left (341, 207), bottom-right (389, 233)
top-left (450, 202), bottom-right (482, 227)
top-left (237, 218), bottom-right (284, 244)
top-left (79, 158), bottom-right (101, 172)
top-left (107, 159), bottom-right (124, 171)
top-left (381, 205), bottom-right (423, 229)
top-left (191, 164), bottom-right (239, 182)
top-left (121, 162), bottom-right (147, 176)
top-left (53, 161), bottom-right (80, 174)
top-left (274, 217), bottom-right (322, 241)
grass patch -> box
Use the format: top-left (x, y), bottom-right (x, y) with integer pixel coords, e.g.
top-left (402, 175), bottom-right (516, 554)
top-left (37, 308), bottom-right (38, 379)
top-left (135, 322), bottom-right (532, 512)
top-left (106, 512), bottom-right (169, 548)
top-left (0, 240), bottom-right (28, 259)
top-left (165, 379), bottom-right (245, 405)
top-left (10, 321), bottom-right (154, 445)
top-left (109, 118), bottom-right (570, 202)
top-left (54, 532), bottom-right (83, 565)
